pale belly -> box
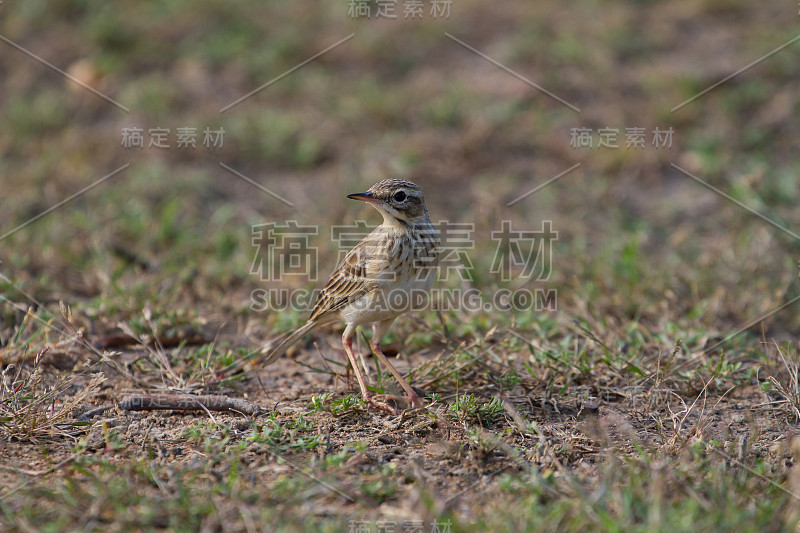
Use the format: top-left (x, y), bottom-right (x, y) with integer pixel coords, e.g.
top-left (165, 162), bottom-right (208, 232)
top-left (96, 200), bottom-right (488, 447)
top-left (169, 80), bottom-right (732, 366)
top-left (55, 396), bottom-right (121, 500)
top-left (339, 270), bottom-right (435, 326)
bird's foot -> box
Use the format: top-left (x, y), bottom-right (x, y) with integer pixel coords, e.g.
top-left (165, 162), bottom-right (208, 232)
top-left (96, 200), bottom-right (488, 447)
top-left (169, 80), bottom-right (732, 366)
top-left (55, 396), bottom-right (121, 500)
top-left (374, 392), bottom-right (425, 411)
top-left (406, 390), bottom-right (425, 409)
top-left (364, 395), bottom-right (400, 416)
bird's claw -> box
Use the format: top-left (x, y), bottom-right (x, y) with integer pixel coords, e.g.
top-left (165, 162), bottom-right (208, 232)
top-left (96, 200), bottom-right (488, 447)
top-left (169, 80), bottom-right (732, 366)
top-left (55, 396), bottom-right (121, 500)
top-left (373, 392), bottom-right (425, 411)
top-left (364, 395), bottom-right (400, 416)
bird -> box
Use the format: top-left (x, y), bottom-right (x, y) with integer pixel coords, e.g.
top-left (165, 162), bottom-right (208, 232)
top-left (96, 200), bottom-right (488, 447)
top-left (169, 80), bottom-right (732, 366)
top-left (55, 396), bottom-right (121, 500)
top-left (262, 179), bottom-right (440, 414)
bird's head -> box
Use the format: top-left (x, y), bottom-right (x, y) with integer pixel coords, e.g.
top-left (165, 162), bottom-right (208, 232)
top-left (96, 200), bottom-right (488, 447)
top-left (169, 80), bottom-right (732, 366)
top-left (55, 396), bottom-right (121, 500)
top-left (347, 179), bottom-right (429, 224)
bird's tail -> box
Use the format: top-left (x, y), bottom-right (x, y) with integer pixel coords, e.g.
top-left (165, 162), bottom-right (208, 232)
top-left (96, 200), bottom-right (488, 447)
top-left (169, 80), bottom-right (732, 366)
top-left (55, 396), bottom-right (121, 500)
top-left (260, 319), bottom-right (322, 366)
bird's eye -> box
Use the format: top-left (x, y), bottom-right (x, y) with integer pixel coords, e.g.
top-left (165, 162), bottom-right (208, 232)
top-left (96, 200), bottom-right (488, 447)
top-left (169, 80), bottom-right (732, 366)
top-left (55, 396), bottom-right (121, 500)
top-left (393, 191), bottom-right (407, 202)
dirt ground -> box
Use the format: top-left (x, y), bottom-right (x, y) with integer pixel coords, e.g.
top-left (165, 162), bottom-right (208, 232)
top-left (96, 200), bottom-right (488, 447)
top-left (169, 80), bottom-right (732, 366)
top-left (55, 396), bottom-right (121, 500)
top-left (2, 0), bottom-right (800, 530)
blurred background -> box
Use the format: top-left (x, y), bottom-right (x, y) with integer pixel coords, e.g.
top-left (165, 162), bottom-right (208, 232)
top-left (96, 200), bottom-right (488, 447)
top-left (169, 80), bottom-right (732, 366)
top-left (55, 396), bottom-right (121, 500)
top-left (1, 0), bottom-right (798, 351)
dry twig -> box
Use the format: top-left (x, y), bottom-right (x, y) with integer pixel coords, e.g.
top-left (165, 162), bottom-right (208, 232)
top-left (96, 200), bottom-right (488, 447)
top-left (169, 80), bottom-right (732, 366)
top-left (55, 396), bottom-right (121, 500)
top-left (78, 393), bottom-right (267, 420)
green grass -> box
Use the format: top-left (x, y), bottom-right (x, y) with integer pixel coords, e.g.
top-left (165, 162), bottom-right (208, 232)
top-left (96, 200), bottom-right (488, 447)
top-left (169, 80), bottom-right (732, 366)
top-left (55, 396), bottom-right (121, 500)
top-left (2, 0), bottom-right (800, 530)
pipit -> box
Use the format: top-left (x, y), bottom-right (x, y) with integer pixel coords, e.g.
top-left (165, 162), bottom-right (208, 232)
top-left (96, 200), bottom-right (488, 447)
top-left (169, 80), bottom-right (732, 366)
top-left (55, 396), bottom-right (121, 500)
top-left (262, 179), bottom-right (440, 414)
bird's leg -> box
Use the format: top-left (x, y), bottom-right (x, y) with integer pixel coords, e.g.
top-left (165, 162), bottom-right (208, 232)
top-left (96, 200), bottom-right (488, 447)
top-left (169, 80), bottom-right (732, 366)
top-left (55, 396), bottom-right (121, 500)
top-left (357, 334), bottom-right (373, 381)
top-left (370, 319), bottom-right (425, 409)
top-left (341, 324), bottom-right (398, 415)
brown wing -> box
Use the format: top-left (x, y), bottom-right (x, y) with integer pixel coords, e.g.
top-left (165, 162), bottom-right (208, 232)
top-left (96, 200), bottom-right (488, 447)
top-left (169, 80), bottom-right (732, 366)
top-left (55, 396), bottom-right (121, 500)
top-left (309, 236), bottom-right (379, 321)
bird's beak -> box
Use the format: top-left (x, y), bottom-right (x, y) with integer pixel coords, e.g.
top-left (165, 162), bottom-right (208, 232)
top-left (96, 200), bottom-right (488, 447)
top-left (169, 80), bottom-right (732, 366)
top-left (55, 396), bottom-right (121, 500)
top-left (347, 191), bottom-right (382, 204)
